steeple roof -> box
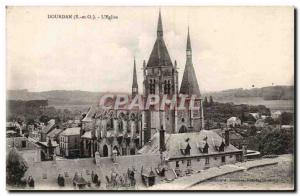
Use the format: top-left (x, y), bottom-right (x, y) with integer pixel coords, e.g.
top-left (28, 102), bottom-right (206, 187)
top-left (147, 10), bottom-right (173, 68)
top-left (187, 27), bottom-right (192, 51)
top-left (180, 29), bottom-right (201, 96)
top-left (132, 57), bottom-right (138, 88)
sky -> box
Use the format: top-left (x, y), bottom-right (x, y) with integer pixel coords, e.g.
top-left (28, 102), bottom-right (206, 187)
top-left (6, 6), bottom-right (294, 92)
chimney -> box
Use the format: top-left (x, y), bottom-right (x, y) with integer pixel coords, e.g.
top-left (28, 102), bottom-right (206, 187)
top-left (159, 125), bottom-right (166, 152)
top-left (225, 129), bottom-right (230, 146)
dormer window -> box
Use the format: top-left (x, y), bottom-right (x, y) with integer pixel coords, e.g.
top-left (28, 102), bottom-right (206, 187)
top-left (185, 143), bottom-right (191, 155)
top-left (180, 139), bottom-right (191, 155)
top-left (198, 141), bottom-right (209, 153)
top-left (203, 142), bottom-right (209, 153)
top-left (219, 141), bottom-right (225, 152)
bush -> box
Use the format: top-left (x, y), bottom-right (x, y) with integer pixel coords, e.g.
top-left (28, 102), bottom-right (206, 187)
top-left (6, 148), bottom-right (28, 186)
top-left (258, 128), bottom-right (294, 155)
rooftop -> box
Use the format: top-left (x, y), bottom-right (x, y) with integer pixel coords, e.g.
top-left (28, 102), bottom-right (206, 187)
top-left (60, 127), bottom-right (81, 136)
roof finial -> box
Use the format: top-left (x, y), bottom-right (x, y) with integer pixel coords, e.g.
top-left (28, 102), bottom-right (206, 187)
top-left (157, 9), bottom-right (163, 37)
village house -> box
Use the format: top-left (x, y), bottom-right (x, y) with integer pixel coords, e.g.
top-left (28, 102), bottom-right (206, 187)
top-left (60, 127), bottom-right (81, 158)
top-left (7, 137), bottom-right (42, 163)
top-left (139, 127), bottom-right (243, 176)
top-left (227, 117), bottom-right (242, 127)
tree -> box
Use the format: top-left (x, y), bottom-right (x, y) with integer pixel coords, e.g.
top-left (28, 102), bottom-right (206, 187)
top-left (258, 128), bottom-right (294, 155)
top-left (6, 148), bottom-right (28, 186)
top-left (39, 115), bottom-right (49, 125)
top-left (203, 96), bottom-right (208, 107)
top-left (280, 112), bottom-right (294, 125)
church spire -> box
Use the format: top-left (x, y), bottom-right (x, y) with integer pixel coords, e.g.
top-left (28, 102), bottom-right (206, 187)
top-left (132, 57), bottom-right (138, 98)
top-left (187, 26), bottom-right (192, 51)
top-left (157, 9), bottom-right (163, 37)
top-left (180, 28), bottom-right (201, 97)
top-left (147, 10), bottom-right (173, 68)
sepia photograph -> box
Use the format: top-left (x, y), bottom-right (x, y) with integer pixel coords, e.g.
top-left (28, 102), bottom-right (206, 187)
top-left (5, 6), bottom-right (295, 191)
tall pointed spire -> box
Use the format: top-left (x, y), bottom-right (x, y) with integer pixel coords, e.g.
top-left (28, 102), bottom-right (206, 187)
top-left (132, 57), bottom-right (138, 97)
top-left (180, 28), bottom-right (201, 96)
top-left (147, 10), bottom-right (173, 67)
top-left (157, 9), bottom-right (163, 37)
top-left (187, 26), bottom-right (192, 51)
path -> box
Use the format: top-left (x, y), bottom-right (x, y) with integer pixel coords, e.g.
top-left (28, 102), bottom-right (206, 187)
top-left (147, 158), bottom-right (278, 190)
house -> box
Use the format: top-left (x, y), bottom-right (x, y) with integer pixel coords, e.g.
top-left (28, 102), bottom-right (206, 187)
top-left (139, 129), bottom-right (243, 175)
top-left (40, 119), bottom-right (56, 142)
top-left (47, 128), bottom-right (63, 143)
top-left (255, 119), bottom-right (266, 128)
top-left (271, 111), bottom-right (282, 119)
top-left (249, 113), bottom-right (260, 120)
top-left (7, 137), bottom-right (41, 163)
top-left (59, 127), bottom-right (81, 158)
top-left (37, 140), bottom-right (59, 161)
top-left (212, 129), bottom-right (244, 149)
top-left (227, 117), bottom-right (241, 127)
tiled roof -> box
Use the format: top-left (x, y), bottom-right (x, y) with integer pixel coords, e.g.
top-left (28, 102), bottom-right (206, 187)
top-left (81, 131), bottom-right (92, 139)
top-left (38, 141), bottom-right (59, 147)
top-left (60, 127), bottom-right (81, 136)
top-left (41, 119), bottom-right (56, 134)
top-left (81, 107), bottom-right (96, 122)
top-left (139, 130), bottom-right (241, 159)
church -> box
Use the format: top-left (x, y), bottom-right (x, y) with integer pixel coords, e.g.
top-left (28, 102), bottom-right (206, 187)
top-left (79, 11), bottom-right (205, 158)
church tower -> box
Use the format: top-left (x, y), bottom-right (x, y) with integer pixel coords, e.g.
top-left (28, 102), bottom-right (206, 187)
top-left (179, 28), bottom-right (204, 132)
top-left (132, 57), bottom-right (138, 98)
top-left (143, 10), bottom-right (178, 143)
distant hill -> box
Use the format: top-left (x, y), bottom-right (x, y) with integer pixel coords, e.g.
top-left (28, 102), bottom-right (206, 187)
top-left (203, 86), bottom-right (294, 101)
top-left (7, 85), bottom-right (293, 107)
top-left (7, 89), bottom-right (129, 106)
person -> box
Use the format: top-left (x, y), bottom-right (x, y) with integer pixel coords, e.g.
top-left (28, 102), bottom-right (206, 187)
top-left (57, 174), bottom-right (65, 187)
top-left (91, 171), bottom-right (95, 182)
top-left (129, 170), bottom-right (135, 186)
top-left (93, 173), bottom-right (98, 184)
top-left (27, 176), bottom-right (35, 188)
top-left (73, 172), bottom-right (79, 186)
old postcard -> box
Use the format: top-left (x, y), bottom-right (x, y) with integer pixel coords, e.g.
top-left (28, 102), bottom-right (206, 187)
top-left (6, 6), bottom-right (295, 191)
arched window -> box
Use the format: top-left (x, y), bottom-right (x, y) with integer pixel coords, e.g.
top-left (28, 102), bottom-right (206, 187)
top-left (103, 145), bottom-right (108, 157)
top-left (107, 118), bottom-right (114, 130)
top-left (113, 146), bottom-right (120, 156)
top-left (118, 120), bottom-right (123, 131)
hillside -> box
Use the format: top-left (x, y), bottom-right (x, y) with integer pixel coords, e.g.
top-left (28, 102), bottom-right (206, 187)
top-left (203, 86), bottom-right (294, 101)
top-left (7, 85), bottom-right (293, 107)
top-left (7, 89), bottom-right (128, 106)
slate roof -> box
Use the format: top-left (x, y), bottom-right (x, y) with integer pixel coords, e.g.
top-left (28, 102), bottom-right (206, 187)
top-left (60, 127), bottom-right (81, 136)
top-left (47, 128), bottom-right (63, 138)
top-left (82, 106), bottom-right (96, 122)
top-left (41, 119), bottom-right (56, 134)
top-left (138, 130), bottom-right (241, 159)
top-left (146, 11), bottom-right (173, 68)
top-left (81, 130), bottom-right (92, 139)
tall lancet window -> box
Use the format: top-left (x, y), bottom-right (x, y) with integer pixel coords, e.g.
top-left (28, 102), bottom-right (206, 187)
top-left (164, 80), bottom-right (171, 94)
top-left (149, 79), bottom-right (156, 94)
